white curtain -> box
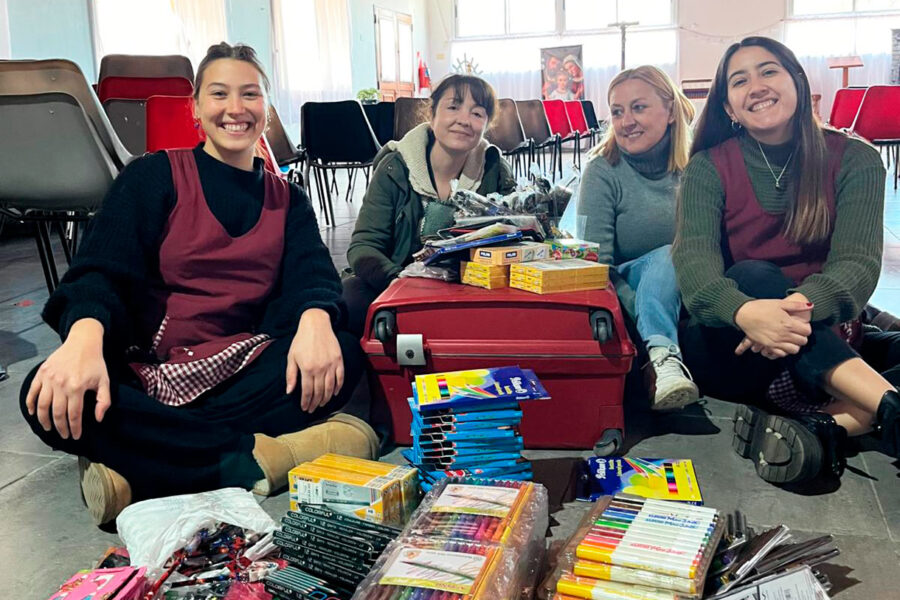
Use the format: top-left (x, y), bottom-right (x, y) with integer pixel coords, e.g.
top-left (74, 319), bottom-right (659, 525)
top-left (786, 13), bottom-right (900, 120)
top-left (0, 0), bottom-right (10, 59)
top-left (450, 29), bottom-right (677, 120)
top-left (92, 0), bottom-right (227, 76)
top-left (271, 0), bottom-right (353, 141)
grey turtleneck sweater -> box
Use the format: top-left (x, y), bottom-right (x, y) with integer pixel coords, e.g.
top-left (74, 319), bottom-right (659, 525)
top-left (576, 129), bottom-right (678, 266)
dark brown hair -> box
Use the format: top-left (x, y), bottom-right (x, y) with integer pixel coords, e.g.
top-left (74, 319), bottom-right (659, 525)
top-left (428, 74), bottom-right (498, 124)
top-left (690, 36), bottom-right (830, 245)
top-left (194, 42), bottom-right (271, 100)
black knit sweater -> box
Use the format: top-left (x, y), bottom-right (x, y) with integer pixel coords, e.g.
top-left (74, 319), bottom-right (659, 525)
top-left (43, 145), bottom-right (342, 357)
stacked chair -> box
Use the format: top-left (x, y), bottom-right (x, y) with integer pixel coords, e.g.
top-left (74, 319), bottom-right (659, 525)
top-left (849, 85), bottom-right (900, 189)
top-left (301, 100), bottom-right (381, 226)
top-left (828, 87), bottom-right (866, 130)
top-left (565, 100), bottom-right (597, 149)
top-left (363, 100), bottom-right (396, 146)
top-left (543, 99), bottom-right (581, 174)
top-left (98, 54), bottom-right (194, 83)
top-left (265, 105), bottom-right (306, 185)
top-left (393, 97), bottom-right (430, 140)
top-left (0, 59), bottom-right (132, 293)
top-left (485, 98), bottom-right (532, 178)
top-left (580, 100), bottom-right (604, 141)
top-left (516, 99), bottom-right (561, 180)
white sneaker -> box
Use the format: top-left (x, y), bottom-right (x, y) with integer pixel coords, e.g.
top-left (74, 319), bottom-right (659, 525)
top-left (646, 346), bottom-right (699, 411)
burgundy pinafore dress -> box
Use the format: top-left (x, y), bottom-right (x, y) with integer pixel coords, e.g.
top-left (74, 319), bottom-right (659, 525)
top-left (129, 149), bottom-right (290, 406)
top-left (710, 134), bottom-right (861, 411)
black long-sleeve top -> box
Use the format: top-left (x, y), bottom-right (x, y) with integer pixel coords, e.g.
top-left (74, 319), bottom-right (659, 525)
top-left (43, 145), bottom-right (343, 356)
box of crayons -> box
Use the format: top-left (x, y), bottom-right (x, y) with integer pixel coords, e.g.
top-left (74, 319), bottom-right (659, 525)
top-left (310, 453), bottom-right (420, 523)
top-left (548, 239), bottom-right (601, 262)
top-left (288, 462), bottom-right (403, 525)
top-left (270, 502), bottom-right (401, 599)
top-left (509, 259), bottom-right (609, 294)
top-left (576, 457), bottom-right (704, 505)
top-left (460, 261), bottom-right (510, 289)
top-left (541, 493), bottom-right (725, 600)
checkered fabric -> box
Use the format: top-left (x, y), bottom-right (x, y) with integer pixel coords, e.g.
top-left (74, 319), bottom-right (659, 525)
top-left (132, 316), bottom-right (273, 406)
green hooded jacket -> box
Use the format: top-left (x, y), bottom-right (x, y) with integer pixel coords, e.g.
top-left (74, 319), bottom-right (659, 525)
top-left (347, 123), bottom-right (517, 291)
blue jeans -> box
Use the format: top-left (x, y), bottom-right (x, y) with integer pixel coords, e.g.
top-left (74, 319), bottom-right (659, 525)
top-left (617, 244), bottom-right (682, 354)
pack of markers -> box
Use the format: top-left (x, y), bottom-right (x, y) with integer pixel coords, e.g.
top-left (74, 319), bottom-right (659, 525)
top-left (351, 477), bottom-right (550, 600)
top-left (541, 493), bottom-right (725, 600)
top-left (402, 366), bottom-right (549, 488)
top-left (269, 503), bottom-right (402, 599)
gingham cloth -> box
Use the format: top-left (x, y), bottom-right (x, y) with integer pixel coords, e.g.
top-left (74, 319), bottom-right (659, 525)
top-left (131, 315), bottom-right (272, 407)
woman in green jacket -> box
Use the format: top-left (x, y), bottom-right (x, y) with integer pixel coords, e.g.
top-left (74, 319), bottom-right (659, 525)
top-left (344, 74), bottom-right (516, 336)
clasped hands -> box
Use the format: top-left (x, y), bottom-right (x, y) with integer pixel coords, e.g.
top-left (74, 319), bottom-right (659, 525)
top-left (733, 293), bottom-right (813, 360)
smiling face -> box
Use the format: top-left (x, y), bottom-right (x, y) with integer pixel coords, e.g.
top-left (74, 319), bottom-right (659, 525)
top-left (723, 45), bottom-right (798, 145)
top-left (194, 58), bottom-right (267, 169)
top-left (609, 78), bottom-right (674, 156)
top-left (430, 86), bottom-right (488, 155)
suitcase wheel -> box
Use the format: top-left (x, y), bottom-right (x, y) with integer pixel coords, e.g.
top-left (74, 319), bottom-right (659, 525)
top-left (590, 310), bottom-right (613, 343)
top-left (594, 428), bottom-right (623, 457)
top-left (373, 310), bottom-right (396, 343)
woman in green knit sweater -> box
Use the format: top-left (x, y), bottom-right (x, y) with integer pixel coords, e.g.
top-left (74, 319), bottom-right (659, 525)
top-left (673, 37), bottom-right (900, 484)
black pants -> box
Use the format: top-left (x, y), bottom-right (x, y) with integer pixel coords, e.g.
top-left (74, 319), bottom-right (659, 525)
top-left (680, 261), bottom-right (900, 408)
top-left (19, 331), bottom-right (365, 502)
top-left (342, 275), bottom-right (385, 339)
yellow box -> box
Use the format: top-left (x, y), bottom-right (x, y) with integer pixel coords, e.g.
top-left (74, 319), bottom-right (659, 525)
top-left (310, 454), bottom-right (419, 523)
top-left (462, 261), bottom-right (510, 278)
top-left (469, 241), bottom-right (550, 265)
top-left (510, 259), bottom-right (609, 283)
top-left (288, 463), bottom-right (402, 525)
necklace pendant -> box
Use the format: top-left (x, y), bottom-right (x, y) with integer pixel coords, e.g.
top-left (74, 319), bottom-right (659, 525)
top-left (775, 181), bottom-right (784, 192)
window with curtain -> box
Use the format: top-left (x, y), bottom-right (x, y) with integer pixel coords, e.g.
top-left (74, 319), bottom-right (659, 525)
top-left (271, 0), bottom-right (353, 141)
top-left (92, 0), bottom-right (227, 74)
top-left (785, 0), bottom-right (900, 118)
top-left (451, 0), bottom-right (675, 120)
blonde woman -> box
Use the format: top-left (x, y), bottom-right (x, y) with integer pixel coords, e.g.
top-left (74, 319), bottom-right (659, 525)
top-left (575, 65), bottom-right (696, 410)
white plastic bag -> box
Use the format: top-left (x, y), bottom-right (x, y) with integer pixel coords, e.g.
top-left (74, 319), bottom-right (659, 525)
top-left (116, 487), bottom-right (276, 573)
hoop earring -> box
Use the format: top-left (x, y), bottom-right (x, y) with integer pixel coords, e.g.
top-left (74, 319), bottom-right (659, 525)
top-left (730, 120), bottom-right (742, 132)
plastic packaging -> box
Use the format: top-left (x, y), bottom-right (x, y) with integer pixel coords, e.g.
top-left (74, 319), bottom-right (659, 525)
top-left (398, 261), bottom-right (459, 281)
top-left (116, 487), bottom-right (276, 574)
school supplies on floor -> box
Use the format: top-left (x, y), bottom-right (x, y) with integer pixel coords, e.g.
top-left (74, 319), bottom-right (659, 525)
top-left (350, 477), bottom-right (550, 600)
top-left (47, 567), bottom-right (147, 600)
top-left (288, 460), bottom-right (406, 525)
top-left (542, 493), bottom-right (725, 600)
top-left (412, 366), bottom-right (549, 410)
top-left (710, 565), bottom-right (831, 600)
top-left (271, 502), bottom-right (402, 598)
top-left (509, 260), bottom-right (609, 294)
top-left (576, 458), bottom-right (704, 505)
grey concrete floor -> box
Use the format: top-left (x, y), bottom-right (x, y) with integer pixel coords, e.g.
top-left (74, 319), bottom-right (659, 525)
top-left (1, 167), bottom-right (898, 598)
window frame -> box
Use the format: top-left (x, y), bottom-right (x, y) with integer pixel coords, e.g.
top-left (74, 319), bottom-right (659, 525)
top-left (452, 0), bottom-right (676, 41)
top-left (787, 0), bottom-right (900, 18)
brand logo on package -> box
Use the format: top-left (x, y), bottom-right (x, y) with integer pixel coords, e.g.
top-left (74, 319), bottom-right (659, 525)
top-left (479, 250), bottom-right (490, 257)
top-left (505, 251), bottom-right (517, 258)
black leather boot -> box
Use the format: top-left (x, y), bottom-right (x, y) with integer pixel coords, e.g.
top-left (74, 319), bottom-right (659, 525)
top-left (874, 389), bottom-right (900, 458)
top-left (733, 405), bottom-right (847, 483)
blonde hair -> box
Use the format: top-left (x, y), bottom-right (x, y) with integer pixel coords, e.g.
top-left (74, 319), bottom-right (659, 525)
top-left (589, 65), bottom-right (695, 173)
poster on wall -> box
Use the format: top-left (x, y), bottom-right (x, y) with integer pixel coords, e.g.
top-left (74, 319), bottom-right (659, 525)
top-left (541, 45), bottom-right (584, 101)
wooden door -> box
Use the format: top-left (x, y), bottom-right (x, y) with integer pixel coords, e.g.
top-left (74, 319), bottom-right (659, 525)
top-left (375, 8), bottom-right (414, 101)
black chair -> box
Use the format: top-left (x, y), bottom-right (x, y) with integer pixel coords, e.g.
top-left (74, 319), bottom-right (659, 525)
top-left (393, 97), bottom-right (430, 140)
top-left (485, 98), bottom-right (531, 178)
top-left (102, 98), bottom-right (146, 154)
top-left (363, 101), bottom-right (396, 146)
top-left (515, 99), bottom-right (560, 180)
top-left (301, 100), bottom-right (381, 226)
top-left (581, 100), bottom-right (605, 144)
top-left (0, 60), bottom-right (125, 293)
top-left (265, 105), bottom-right (306, 186)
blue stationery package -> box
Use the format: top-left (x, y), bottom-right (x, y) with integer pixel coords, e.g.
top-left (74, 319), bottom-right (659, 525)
top-left (418, 437), bottom-right (524, 452)
top-left (411, 366), bottom-right (550, 411)
top-left (419, 409), bottom-right (524, 424)
top-left (421, 231), bottom-right (523, 265)
top-left (414, 419), bottom-right (523, 434)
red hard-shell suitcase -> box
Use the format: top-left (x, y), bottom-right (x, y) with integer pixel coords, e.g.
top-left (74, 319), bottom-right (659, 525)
top-left (360, 278), bottom-right (636, 455)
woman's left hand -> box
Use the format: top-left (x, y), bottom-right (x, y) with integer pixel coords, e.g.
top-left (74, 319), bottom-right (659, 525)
top-left (735, 292), bottom-right (813, 359)
top-left (286, 308), bottom-right (344, 413)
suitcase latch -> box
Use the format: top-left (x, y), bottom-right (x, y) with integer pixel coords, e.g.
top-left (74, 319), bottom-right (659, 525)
top-left (396, 334), bottom-right (426, 366)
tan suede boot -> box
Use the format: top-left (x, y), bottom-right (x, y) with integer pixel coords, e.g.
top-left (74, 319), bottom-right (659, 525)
top-left (78, 457), bottom-right (132, 526)
top-left (252, 433), bottom-right (297, 495)
top-left (277, 413), bottom-right (379, 466)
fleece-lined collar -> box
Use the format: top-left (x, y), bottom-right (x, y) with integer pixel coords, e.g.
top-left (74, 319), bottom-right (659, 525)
top-left (373, 122), bottom-right (489, 199)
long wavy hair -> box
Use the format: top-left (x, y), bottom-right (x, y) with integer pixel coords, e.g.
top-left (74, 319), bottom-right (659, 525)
top-left (589, 65), bottom-right (695, 173)
top-left (690, 36), bottom-right (830, 245)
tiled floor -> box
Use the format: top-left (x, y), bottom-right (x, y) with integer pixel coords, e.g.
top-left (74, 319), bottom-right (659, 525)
top-left (0, 167), bottom-right (898, 598)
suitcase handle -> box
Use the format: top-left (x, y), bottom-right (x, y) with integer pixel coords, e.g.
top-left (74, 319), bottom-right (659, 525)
top-left (590, 309), bottom-right (613, 343)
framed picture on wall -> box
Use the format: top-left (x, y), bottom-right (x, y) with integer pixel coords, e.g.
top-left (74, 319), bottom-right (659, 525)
top-left (541, 45), bottom-right (584, 101)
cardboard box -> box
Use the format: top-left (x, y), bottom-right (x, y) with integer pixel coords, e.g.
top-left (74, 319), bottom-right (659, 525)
top-left (310, 453), bottom-right (419, 523)
top-left (469, 241), bottom-right (550, 265)
top-left (288, 463), bottom-right (403, 525)
top-left (461, 261), bottom-right (510, 289)
top-left (510, 259), bottom-right (609, 294)
top-left (548, 239), bottom-right (600, 262)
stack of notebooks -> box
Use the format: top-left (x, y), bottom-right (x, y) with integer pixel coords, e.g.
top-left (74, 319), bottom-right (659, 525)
top-left (510, 259), bottom-right (609, 294)
top-left (542, 493), bottom-right (725, 600)
top-left (270, 503), bottom-right (402, 599)
top-left (401, 366), bottom-right (550, 489)
top-left (288, 454), bottom-right (418, 526)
